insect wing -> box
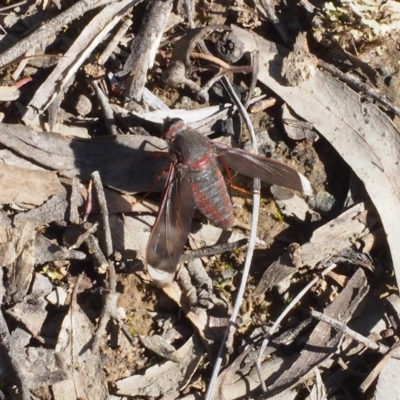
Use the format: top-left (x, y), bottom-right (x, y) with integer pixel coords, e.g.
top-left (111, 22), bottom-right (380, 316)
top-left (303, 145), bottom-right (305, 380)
top-left (146, 165), bottom-right (195, 286)
top-left (213, 144), bottom-right (313, 195)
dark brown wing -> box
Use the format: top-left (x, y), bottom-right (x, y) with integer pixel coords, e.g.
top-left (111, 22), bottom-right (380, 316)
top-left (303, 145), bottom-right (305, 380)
top-left (213, 143), bottom-right (313, 195)
top-left (146, 164), bottom-right (195, 287)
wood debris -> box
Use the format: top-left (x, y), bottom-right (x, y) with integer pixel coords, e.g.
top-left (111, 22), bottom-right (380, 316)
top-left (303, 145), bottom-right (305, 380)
top-left (0, 1), bottom-right (399, 399)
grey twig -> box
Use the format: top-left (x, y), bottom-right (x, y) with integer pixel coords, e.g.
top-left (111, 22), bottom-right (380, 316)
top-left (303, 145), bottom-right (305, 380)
top-left (311, 310), bottom-right (392, 355)
top-left (117, 0), bottom-right (173, 100)
top-left (179, 238), bottom-right (248, 263)
top-left (0, 0), bottom-right (117, 68)
top-left (259, 0), bottom-right (293, 47)
top-left (91, 171), bottom-right (113, 257)
top-left (98, 19), bottom-right (133, 65)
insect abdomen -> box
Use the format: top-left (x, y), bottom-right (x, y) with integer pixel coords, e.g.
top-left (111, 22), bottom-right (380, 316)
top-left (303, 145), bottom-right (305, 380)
top-left (189, 160), bottom-right (234, 229)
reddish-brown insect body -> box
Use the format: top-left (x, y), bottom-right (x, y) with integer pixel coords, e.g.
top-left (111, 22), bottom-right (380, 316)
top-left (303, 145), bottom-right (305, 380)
top-left (147, 118), bottom-right (313, 286)
top-left (166, 119), bottom-right (234, 229)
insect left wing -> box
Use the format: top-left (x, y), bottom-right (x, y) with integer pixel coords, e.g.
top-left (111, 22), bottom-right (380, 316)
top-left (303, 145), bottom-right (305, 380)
top-left (213, 143), bottom-right (313, 195)
top-left (146, 165), bottom-right (195, 287)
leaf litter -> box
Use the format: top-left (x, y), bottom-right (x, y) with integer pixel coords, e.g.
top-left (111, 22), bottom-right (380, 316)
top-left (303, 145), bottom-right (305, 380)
top-left (0, 0), bottom-right (400, 399)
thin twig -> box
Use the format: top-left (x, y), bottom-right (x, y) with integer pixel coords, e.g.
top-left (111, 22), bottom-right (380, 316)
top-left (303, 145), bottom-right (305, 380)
top-left (98, 19), bottom-right (133, 65)
top-left (360, 342), bottom-right (400, 393)
top-left (259, 0), bottom-right (293, 47)
top-left (0, 0), bottom-right (117, 68)
top-left (90, 172), bottom-right (119, 353)
top-left (311, 310), bottom-right (391, 355)
top-left (179, 238), bottom-right (248, 263)
top-left (256, 263), bottom-right (338, 393)
top-left (205, 75), bottom-right (261, 400)
top-left (91, 171), bottom-right (113, 257)
top-left (0, 1), bottom-right (29, 12)
top-left (190, 51), bottom-right (253, 74)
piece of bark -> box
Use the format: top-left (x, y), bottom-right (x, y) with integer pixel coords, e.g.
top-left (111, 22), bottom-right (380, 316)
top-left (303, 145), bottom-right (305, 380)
top-left (2, 222), bottom-right (35, 303)
top-left (282, 104), bottom-right (318, 141)
top-left (116, 334), bottom-right (203, 397)
top-left (70, 177), bottom-right (84, 224)
top-left (291, 203), bottom-right (366, 269)
top-left (270, 185), bottom-right (311, 221)
top-left (6, 294), bottom-right (48, 337)
top-left (111, 102), bottom-right (233, 135)
top-left (18, 347), bottom-right (68, 390)
top-left (0, 148), bottom-right (46, 171)
top-left (139, 334), bottom-right (180, 362)
top-left (252, 251), bottom-right (297, 303)
top-left (0, 123), bottom-right (169, 194)
top-left (0, 164), bottom-right (65, 206)
top-left (0, 268), bottom-right (31, 400)
top-left (117, 0), bottom-right (174, 100)
top-left (14, 194), bottom-right (68, 227)
top-left (253, 203), bottom-right (367, 302)
top-left (374, 357), bottom-right (400, 399)
top-left (0, 85), bottom-right (20, 101)
top-left (31, 272), bottom-right (53, 298)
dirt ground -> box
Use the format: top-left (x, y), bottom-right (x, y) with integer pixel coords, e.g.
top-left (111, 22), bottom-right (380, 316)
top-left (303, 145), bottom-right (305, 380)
top-left (1, 0), bottom-right (400, 399)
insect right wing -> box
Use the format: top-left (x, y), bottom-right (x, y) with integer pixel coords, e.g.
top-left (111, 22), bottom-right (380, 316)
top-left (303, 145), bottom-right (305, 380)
top-left (213, 143), bottom-right (313, 195)
top-left (146, 164), bottom-right (195, 287)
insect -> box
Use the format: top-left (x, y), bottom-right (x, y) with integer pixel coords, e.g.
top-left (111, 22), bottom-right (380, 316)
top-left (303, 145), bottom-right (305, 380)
top-left (147, 119), bottom-right (313, 286)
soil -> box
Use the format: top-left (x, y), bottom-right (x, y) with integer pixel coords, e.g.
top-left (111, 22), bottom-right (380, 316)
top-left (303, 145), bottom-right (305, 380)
top-left (0, 0), bottom-right (399, 399)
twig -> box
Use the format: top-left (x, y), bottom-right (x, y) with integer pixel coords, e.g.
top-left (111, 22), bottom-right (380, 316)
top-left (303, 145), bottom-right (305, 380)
top-left (118, 0), bottom-right (173, 100)
top-left (190, 51), bottom-right (253, 74)
top-left (90, 171), bottom-right (117, 352)
top-left (0, 1), bottom-right (29, 12)
top-left (98, 19), bottom-right (133, 65)
top-left (91, 171), bottom-right (113, 257)
top-left (0, 0), bottom-right (117, 68)
top-left (259, 0), bottom-right (293, 47)
top-left (360, 342), bottom-right (400, 393)
top-left (256, 263), bottom-right (338, 393)
top-left (311, 310), bottom-right (391, 355)
top-left (90, 80), bottom-right (118, 136)
top-left (23, 0), bottom-right (140, 122)
top-left (205, 75), bottom-right (261, 400)
top-left (179, 238), bottom-right (248, 263)
top-left (184, 0), bottom-right (196, 29)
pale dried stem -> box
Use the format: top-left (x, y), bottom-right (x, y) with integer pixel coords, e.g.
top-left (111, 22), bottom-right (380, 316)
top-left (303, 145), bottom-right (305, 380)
top-left (205, 75), bottom-right (261, 400)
